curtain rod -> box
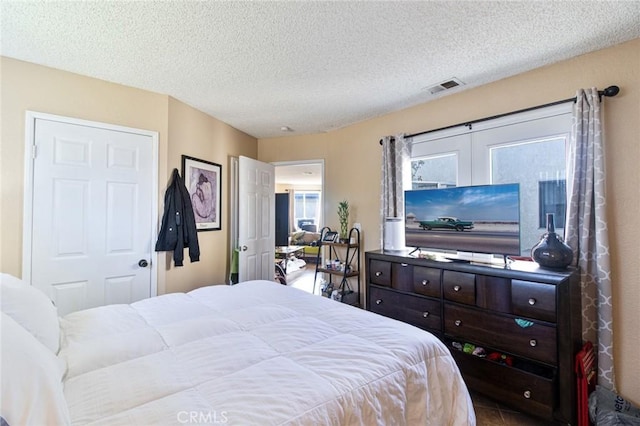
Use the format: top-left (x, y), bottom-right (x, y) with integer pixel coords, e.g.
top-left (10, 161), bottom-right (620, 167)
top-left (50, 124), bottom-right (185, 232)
top-left (379, 85), bottom-right (620, 144)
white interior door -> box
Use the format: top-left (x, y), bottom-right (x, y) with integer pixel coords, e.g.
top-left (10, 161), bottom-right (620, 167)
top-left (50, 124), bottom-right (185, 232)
top-left (23, 113), bottom-right (158, 316)
top-left (238, 156), bottom-right (275, 282)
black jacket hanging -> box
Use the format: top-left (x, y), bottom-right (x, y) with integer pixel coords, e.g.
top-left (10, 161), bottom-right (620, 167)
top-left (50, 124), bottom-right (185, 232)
top-left (155, 168), bottom-right (200, 266)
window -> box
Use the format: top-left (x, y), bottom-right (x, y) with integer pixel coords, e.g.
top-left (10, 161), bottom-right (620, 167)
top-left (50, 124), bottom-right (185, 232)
top-left (294, 191), bottom-right (321, 231)
top-left (539, 179), bottom-right (566, 228)
top-left (411, 154), bottom-right (457, 189)
top-left (488, 136), bottom-right (567, 252)
top-left (410, 103), bottom-right (572, 255)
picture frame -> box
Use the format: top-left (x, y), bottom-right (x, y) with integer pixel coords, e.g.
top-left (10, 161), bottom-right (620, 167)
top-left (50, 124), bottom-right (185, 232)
top-left (181, 155), bottom-right (222, 231)
top-left (322, 231), bottom-right (338, 242)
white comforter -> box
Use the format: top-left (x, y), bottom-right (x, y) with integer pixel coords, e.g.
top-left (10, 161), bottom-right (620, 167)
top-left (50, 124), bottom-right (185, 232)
top-left (59, 280), bottom-right (475, 425)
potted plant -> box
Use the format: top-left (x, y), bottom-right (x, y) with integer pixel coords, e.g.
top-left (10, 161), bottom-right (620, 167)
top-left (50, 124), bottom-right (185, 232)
top-left (337, 200), bottom-right (349, 242)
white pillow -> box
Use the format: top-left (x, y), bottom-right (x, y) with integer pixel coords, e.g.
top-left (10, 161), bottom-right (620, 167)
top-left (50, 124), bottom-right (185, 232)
top-left (0, 273), bottom-right (60, 353)
top-left (0, 312), bottom-right (70, 426)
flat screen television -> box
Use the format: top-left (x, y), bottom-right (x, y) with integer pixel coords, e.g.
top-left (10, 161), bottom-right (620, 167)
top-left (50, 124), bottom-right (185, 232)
top-left (404, 183), bottom-right (521, 257)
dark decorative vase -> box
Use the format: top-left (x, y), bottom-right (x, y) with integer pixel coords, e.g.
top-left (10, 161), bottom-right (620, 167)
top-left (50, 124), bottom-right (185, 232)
top-left (531, 213), bottom-right (573, 269)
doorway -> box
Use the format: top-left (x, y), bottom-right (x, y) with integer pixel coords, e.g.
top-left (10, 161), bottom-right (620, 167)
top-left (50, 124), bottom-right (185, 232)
top-left (273, 160), bottom-right (324, 286)
top-left (228, 158), bottom-right (323, 285)
top-left (274, 160), bottom-right (324, 233)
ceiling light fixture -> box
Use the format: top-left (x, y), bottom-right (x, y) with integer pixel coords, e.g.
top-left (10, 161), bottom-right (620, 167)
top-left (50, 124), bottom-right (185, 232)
top-left (280, 126), bottom-right (293, 132)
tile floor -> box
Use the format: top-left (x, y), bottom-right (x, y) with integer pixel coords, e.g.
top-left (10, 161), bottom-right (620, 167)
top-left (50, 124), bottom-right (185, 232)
top-left (286, 265), bottom-right (552, 426)
top-left (470, 391), bottom-right (551, 425)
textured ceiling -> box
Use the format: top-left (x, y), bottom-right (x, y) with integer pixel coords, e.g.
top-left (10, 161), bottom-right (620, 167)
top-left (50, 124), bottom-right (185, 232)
top-left (2, 1), bottom-right (639, 139)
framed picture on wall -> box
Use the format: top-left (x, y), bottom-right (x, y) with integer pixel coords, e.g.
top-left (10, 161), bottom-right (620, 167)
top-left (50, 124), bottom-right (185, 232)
top-left (181, 155), bottom-right (222, 231)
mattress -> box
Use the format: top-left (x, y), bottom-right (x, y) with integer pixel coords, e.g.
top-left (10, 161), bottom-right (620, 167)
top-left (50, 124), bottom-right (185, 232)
top-left (59, 280), bottom-right (475, 425)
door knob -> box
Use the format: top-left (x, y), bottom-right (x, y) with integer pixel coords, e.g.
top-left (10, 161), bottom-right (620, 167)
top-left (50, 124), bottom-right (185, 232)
top-left (242, 246), bottom-right (248, 251)
top-left (138, 259), bottom-right (149, 268)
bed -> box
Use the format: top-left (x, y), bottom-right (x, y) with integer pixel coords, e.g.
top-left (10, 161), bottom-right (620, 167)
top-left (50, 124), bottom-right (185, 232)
top-left (1, 273), bottom-right (475, 425)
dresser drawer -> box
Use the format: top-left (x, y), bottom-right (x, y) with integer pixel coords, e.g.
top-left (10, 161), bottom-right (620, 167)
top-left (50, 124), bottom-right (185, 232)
top-left (369, 285), bottom-right (402, 319)
top-left (452, 350), bottom-right (555, 420)
top-left (443, 271), bottom-right (475, 305)
top-left (369, 260), bottom-right (391, 287)
top-left (444, 304), bottom-right (557, 364)
top-left (512, 280), bottom-right (556, 322)
top-left (399, 292), bottom-right (441, 332)
top-left (412, 266), bottom-right (441, 297)
top-left (369, 286), bottom-right (441, 332)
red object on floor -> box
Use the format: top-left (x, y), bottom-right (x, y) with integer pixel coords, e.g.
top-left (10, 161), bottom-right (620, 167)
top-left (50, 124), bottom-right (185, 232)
top-left (575, 341), bottom-right (596, 426)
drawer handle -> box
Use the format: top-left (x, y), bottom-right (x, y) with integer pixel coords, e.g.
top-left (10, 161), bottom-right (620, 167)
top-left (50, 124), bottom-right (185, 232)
top-left (401, 263), bottom-right (408, 267)
top-left (376, 299), bottom-right (383, 305)
top-left (422, 279), bottom-right (429, 286)
top-left (454, 319), bottom-right (462, 327)
top-left (375, 271), bottom-right (382, 277)
top-left (529, 339), bottom-right (537, 347)
top-left (528, 298), bottom-right (537, 305)
top-left (453, 285), bottom-right (461, 292)
top-left (422, 311), bottom-right (429, 318)
top-left (523, 390), bottom-right (531, 399)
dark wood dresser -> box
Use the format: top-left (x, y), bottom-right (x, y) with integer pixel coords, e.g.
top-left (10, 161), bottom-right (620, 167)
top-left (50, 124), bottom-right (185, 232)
top-left (365, 250), bottom-right (581, 425)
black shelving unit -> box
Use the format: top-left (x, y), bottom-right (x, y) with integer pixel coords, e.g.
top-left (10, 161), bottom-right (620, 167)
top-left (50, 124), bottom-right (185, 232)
top-left (313, 227), bottom-right (360, 306)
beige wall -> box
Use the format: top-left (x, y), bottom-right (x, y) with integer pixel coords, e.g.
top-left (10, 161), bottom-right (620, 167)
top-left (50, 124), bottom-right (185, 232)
top-left (0, 57), bottom-right (257, 295)
top-left (258, 38), bottom-right (640, 403)
top-left (164, 97), bottom-right (256, 293)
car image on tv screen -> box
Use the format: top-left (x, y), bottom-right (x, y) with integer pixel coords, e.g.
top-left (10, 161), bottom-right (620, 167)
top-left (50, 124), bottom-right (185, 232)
top-left (404, 183), bottom-right (521, 256)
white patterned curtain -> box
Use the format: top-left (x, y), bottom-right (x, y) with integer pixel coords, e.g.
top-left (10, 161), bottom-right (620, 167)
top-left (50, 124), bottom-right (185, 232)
top-left (380, 134), bottom-right (411, 248)
top-left (565, 88), bottom-right (615, 390)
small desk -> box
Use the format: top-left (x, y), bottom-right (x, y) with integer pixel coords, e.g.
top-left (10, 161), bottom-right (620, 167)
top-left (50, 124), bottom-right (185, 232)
top-left (275, 246), bottom-right (305, 273)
